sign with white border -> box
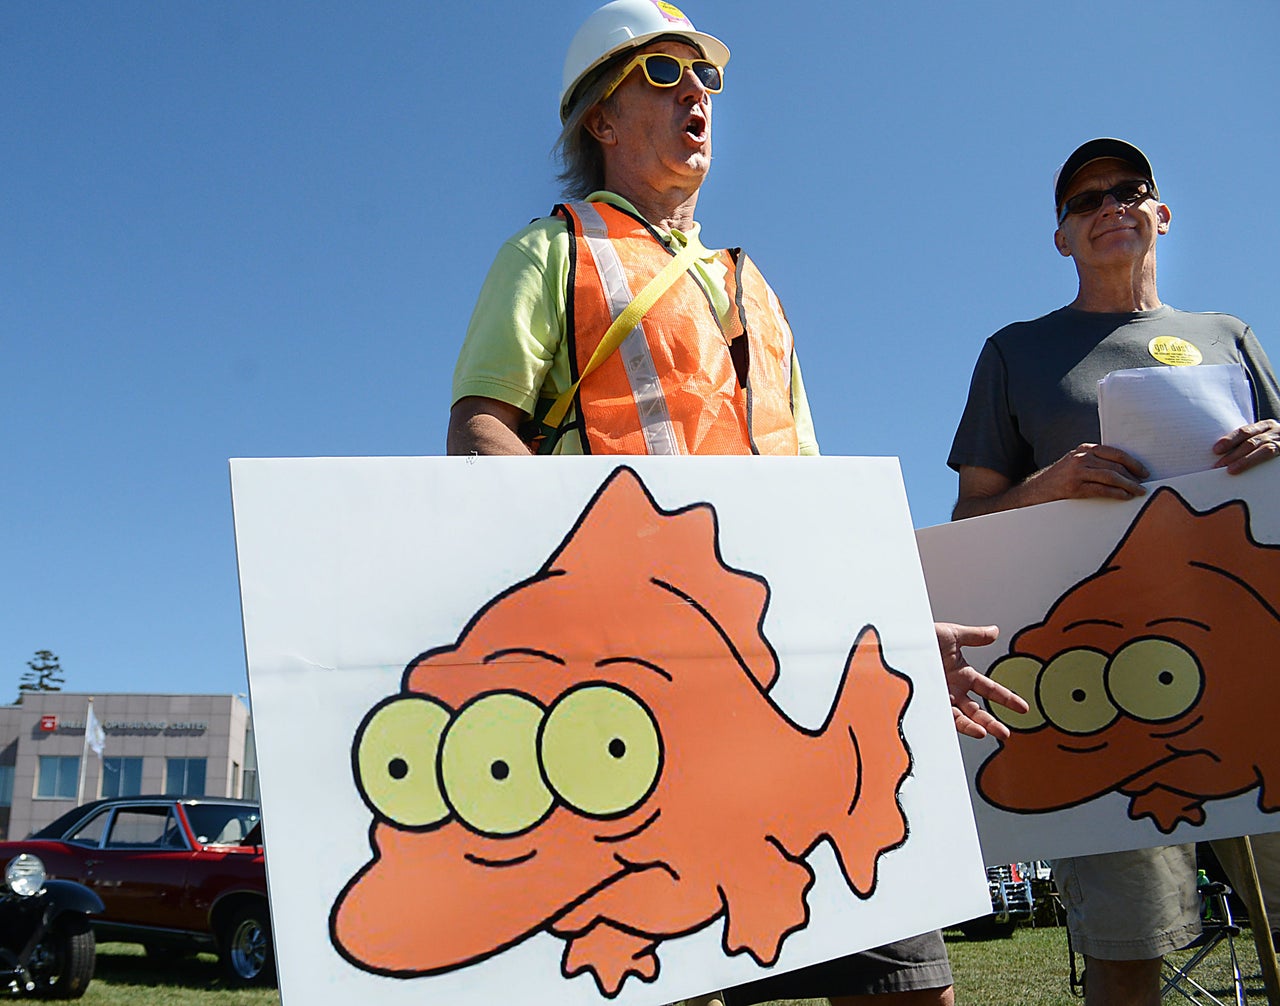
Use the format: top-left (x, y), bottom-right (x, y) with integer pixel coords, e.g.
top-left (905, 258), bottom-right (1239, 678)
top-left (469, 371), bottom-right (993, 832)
top-left (232, 456), bottom-right (989, 1006)
top-left (918, 464), bottom-right (1280, 866)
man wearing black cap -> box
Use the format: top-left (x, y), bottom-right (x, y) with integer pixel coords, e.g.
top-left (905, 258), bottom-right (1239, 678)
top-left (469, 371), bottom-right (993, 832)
top-left (947, 138), bottom-right (1280, 1005)
top-left (951, 137), bottom-right (1280, 520)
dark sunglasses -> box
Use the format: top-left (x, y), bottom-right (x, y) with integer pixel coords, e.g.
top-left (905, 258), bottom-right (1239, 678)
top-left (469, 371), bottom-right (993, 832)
top-left (1057, 179), bottom-right (1157, 224)
top-left (601, 53), bottom-right (724, 102)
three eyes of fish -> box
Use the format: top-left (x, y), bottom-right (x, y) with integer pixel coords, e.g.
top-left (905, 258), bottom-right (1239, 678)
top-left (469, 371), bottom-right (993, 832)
top-left (354, 685), bottom-right (663, 835)
top-left (988, 637), bottom-right (1205, 734)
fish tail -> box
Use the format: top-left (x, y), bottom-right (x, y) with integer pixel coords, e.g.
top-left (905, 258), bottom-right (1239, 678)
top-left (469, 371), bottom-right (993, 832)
top-left (821, 624), bottom-right (912, 899)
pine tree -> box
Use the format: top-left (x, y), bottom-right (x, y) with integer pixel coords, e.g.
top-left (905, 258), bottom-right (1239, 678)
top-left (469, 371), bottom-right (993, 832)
top-left (18, 649), bottom-right (65, 702)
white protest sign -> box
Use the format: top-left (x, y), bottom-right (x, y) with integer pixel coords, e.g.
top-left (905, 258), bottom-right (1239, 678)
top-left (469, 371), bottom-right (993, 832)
top-left (232, 456), bottom-right (989, 1005)
top-left (918, 464), bottom-right (1280, 866)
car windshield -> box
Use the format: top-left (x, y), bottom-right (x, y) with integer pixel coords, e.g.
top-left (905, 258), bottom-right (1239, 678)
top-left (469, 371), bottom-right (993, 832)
top-left (184, 804), bottom-right (262, 846)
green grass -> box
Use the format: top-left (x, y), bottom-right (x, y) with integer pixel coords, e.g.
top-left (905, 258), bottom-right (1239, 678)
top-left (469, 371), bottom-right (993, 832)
top-left (80, 925), bottom-right (1272, 1005)
top-left (78, 945), bottom-right (279, 1006)
top-left (736, 926), bottom-right (1271, 1006)
top-left (948, 924), bottom-right (1271, 1006)
top-left (948, 926), bottom-right (1087, 1006)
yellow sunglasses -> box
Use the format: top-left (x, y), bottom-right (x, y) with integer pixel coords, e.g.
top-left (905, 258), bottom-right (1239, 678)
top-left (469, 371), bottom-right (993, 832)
top-left (600, 52), bottom-right (724, 102)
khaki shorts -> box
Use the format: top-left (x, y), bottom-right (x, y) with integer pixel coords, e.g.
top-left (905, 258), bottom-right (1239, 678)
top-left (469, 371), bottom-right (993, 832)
top-left (722, 931), bottom-right (952, 1002)
top-left (1053, 845), bottom-right (1201, 960)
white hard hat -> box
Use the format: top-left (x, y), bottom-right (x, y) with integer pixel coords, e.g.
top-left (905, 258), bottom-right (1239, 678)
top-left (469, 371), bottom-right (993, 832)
top-left (560, 0), bottom-right (730, 121)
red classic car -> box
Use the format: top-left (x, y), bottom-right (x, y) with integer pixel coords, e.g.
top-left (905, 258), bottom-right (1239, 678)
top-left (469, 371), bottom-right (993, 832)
top-left (0, 796), bottom-right (273, 985)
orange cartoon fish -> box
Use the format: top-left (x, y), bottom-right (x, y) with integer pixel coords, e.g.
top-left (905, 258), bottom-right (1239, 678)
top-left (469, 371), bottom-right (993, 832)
top-left (978, 486), bottom-right (1280, 834)
top-left (329, 466), bottom-right (913, 996)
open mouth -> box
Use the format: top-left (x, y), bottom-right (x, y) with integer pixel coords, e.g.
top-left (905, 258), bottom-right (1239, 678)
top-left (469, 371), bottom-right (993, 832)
top-left (684, 111), bottom-right (707, 141)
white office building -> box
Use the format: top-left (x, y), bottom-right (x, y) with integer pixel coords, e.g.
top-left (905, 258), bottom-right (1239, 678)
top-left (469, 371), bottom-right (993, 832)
top-left (0, 692), bottom-right (256, 839)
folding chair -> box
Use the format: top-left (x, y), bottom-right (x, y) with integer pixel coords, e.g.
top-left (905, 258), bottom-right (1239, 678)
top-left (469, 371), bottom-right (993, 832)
top-left (1160, 879), bottom-right (1247, 1006)
top-left (1065, 878), bottom-right (1248, 1004)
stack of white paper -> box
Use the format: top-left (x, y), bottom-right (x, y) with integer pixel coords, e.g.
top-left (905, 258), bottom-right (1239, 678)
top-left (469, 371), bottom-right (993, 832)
top-left (1097, 364), bottom-right (1253, 480)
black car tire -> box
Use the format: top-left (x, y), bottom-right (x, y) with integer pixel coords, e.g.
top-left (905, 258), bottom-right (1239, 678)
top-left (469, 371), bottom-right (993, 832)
top-left (219, 904), bottom-right (276, 986)
top-left (31, 914), bottom-right (96, 999)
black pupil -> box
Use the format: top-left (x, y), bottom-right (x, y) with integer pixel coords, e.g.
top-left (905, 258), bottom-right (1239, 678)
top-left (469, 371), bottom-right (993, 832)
top-left (388, 758), bottom-right (408, 780)
top-left (608, 738), bottom-right (627, 759)
top-left (1158, 670), bottom-right (1174, 686)
top-left (491, 760), bottom-right (510, 781)
top-left (1071, 688), bottom-right (1088, 703)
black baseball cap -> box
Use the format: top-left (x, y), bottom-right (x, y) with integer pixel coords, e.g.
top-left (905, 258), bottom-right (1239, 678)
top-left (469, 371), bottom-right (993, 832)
top-left (1054, 138), bottom-right (1157, 209)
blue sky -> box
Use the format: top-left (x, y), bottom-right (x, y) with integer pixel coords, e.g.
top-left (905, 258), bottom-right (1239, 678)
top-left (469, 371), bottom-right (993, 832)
top-left (5, 1), bottom-right (1278, 699)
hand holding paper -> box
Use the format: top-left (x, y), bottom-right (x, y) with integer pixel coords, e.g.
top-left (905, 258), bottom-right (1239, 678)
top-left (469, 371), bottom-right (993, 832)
top-left (1097, 364), bottom-right (1255, 481)
top-left (1213, 418), bottom-right (1280, 474)
top-left (1031, 443), bottom-right (1149, 503)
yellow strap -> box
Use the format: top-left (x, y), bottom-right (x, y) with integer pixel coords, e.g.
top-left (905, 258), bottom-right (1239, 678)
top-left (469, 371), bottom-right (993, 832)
top-left (543, 238), bottom-right (701, 430)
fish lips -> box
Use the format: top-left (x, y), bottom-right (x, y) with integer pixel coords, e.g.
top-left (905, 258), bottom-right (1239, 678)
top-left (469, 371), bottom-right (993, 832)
top-left (330, 820), bottom-right (627, 976)
top-left (975, 718), bottom-right (1199, 814)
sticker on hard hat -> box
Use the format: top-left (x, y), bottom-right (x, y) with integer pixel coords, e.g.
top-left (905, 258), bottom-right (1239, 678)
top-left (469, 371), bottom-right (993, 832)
top-left (653, 1), bottom-right (693, 25)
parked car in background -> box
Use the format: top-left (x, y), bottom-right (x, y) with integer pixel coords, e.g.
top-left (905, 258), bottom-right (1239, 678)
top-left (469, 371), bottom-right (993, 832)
top-left (0, 851), bottom-right (103, 998)
top-left (0, 797), bottom-right (273, 986)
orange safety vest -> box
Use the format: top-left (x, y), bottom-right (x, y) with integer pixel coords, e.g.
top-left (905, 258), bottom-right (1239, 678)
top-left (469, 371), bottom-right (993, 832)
top-left (544, 200), bottom-right (800, 456)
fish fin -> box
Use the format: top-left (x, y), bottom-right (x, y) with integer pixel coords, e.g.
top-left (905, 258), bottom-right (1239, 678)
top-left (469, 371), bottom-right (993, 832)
top-left (545, 466), bottom-right (781, 689)
top-left (822, 625), bottom-right (911, 898)
top-left (1259, 772), bottom-right (1280, 814)
top-left (720, 842), bottom-right (813, 966)
top-left (560, 922), bottom-right (659, 997)
top-left (1127, 789), bottom-right (1205, 833)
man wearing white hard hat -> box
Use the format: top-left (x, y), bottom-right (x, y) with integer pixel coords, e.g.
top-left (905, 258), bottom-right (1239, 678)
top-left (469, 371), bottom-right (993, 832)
top-left (949, 138), bottom-right (1280, 1005)
top-left (449, 0), bottom-right (796, 459)
top-left (448, 5), bottom-right (1026, 1001)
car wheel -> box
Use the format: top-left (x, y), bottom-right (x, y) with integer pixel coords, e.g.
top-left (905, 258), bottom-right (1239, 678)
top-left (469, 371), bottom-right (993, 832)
top-left (29, 913), bottom-right (96, 999)
top-left (220, 904), bottom-right (276, 986)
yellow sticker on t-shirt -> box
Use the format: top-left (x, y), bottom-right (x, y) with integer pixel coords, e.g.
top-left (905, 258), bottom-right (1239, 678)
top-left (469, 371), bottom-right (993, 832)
top-left (1149, 336), bottom-right (1203, 366)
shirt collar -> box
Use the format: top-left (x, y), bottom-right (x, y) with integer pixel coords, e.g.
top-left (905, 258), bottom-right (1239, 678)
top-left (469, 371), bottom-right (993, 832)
top-left (586, 191), bottom-right (717, 262)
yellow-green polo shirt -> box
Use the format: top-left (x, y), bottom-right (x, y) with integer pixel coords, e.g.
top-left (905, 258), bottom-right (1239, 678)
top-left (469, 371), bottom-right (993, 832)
top-left (452, 192), bottom-right (819, 455)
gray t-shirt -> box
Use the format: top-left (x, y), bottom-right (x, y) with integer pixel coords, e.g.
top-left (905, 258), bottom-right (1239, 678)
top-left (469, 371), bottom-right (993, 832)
top-left (948, 305), bottom-right (1280, 480)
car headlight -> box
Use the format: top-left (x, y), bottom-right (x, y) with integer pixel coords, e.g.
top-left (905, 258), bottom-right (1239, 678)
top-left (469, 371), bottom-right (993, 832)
top-left (5, 854), bottom-right (47, 898)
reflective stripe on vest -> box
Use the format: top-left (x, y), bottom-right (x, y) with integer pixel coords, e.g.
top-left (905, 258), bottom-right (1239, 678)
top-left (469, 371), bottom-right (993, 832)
top-left (574, 202), bottom-right (681, 455)
top-left (557, 201), bottom-right (800, 456)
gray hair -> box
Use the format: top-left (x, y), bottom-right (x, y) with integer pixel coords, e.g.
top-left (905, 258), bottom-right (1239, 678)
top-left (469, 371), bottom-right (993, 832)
top-left (553, 57), bottom-right (624, 200)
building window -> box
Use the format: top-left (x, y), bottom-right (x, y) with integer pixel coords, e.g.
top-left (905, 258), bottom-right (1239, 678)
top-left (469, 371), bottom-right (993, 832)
top-left (165, 758), bottom-right (206, 796)
top-left (231, 761), bottom-right (240, 799)
top-left (0, 766), bottom-right (13, 807)
top-left (37, 755), bottom-right (80, 799)
top-left (101, 757), bottom-right (144, 798)
top-left (242, 768), bottom-right (258, 801)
